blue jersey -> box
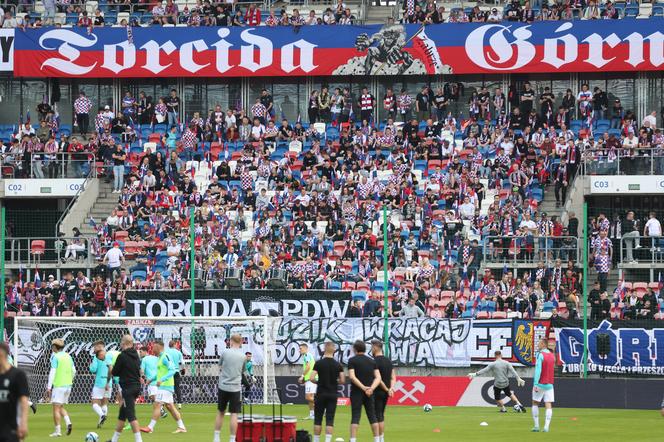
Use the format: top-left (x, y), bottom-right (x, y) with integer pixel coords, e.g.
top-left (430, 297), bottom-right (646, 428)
top-left (89, 357), bottom-right (109, 388)
top-left (166, 347), bottom-right (183, 370)
top-left (141, 355), bottom-right (159, 386)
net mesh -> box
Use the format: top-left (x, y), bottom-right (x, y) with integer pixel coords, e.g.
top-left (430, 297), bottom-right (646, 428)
top-left (13, 316), bottom-right (281, 404)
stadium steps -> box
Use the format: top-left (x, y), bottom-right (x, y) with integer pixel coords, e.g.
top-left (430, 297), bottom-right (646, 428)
top-left (365, 3), bottom-right (397, 23)
top-left (78, 180), bottom-right (118, 236)
top-left (538, 183), bottom-right (564, 221)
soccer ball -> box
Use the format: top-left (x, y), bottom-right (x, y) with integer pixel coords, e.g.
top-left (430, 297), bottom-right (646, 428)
top-left (513, 404), bottom-right (521, 412)
top-left (423, 403), bottom-right (433, 412)
top-left (85, 432), bottom-right (99, 442)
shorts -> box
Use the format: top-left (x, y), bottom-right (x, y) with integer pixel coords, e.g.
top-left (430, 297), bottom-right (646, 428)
top-left (493, 386), bottom-right (512, 401)
top-left (119, 386), bottom-right (140, 423)
top-left (314, 395), bottom-right (337, 426)
top-left (52, 387), bottom-right (72, 404)
top-left (156, 390), bottom-right (174, 404)
top-left (305, 381), bottom-right (318, 395)
top-left (350, 390), bottom-right (377, 425)
top-left (218, 389), bottom-right (241, 414)
top-left (91, 386), bottom-right (111, 400)
top-left (148, 386), bottom-right (158, 398)
top-left (374, 391), bottom-right (388, 422)
top-left (532, 387), bottom-right (554, 403)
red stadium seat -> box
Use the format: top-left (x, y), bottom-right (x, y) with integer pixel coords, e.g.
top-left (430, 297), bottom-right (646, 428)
top-left (491, 311), bottom-right (507, 319)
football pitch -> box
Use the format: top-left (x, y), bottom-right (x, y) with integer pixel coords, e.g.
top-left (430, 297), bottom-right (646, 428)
top-left (25, 404), bottom-right (660, 441)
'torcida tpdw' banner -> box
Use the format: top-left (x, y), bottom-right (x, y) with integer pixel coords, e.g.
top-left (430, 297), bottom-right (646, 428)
top-left (13, 19), bottom-right (664, 77)
top-left (554, 319), bottom-right (664, 375)
top-left (125, 289), bottom-right (352, 318)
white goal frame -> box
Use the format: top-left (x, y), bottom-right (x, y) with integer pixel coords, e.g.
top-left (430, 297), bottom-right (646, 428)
top-left (13, 315), bottom-right (279, 405)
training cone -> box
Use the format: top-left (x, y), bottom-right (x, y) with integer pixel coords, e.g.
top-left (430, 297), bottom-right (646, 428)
top-left (480, 422), bottom-right (489, 426)
top-left (335, 438), bottom-right (345, 442)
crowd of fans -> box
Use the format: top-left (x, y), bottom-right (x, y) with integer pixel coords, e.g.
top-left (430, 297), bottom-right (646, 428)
top-left (0, 0), bottom-right (650, 29)
top-left (3, 78), bottom-right (664, 320)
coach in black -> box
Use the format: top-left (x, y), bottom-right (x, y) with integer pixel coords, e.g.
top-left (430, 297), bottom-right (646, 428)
top-left (348, 340), bottom-right (381, 442)
top-left (0, 342), bottom-right (29, 442)
top-left (371, 339), bottom-right (396, 442)
top-left (109, 335), bottom-right (143, 442)
top-left (311, 342), bottom-right (345, 442)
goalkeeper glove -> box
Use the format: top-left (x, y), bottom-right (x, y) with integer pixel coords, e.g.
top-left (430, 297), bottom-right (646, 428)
top-left (517, 378), bottom-right (525, 387)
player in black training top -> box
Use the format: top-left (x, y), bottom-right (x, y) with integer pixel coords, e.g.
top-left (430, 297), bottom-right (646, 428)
top-left (0, 342), bottom-right (30, 442)
top-left (347, 340), bottom-right (381, 442)
top-left (371, 339), bottom-right (396, 442)
top-left (311, 342), bottom-right (345, 442)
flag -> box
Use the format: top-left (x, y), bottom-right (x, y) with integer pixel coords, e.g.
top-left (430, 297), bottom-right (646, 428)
top-left (34, 269), bottom-right (41, 288)
top-left (17, 266), bottom-right (24, 291)
top-left (26, 110), bottom-right (31, 125)
top-left (551, 289), bottom-right (559, 308)
top-left (659, 272), bottom-right (663, 291)
top-left (503, 263), bottom-right (509, 275)
top-left (296, 112), bottom-right (301, 124)
top-left (89, 217), bottom-right (97, 228)
top-left (412, 28), bottom-right (444, 74)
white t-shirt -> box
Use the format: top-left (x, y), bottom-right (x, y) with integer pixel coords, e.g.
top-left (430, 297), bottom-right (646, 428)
top-left (104, 247), bottom-right (124, 268)
top-left (519, 219), bottom-right (537, 233)
top-left (645, 218), bottom-right (662, 236)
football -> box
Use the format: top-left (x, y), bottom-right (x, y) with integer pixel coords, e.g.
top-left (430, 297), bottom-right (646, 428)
top-left (423, 403), bottom-right (433, 412)
top-left (513, 404), bottom-right (521, 412)
top-left (85, 432), bottom-right (99, 442)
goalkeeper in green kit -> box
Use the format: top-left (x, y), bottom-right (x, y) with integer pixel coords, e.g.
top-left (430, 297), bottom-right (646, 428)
top-left (468, 350), bottom-right (526, 413)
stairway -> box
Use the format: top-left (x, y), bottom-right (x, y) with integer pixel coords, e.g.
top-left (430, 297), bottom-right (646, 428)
top-left (365, 3), bottom-right (396, 24)
top-left (78, 180), bottom-right (117, 236)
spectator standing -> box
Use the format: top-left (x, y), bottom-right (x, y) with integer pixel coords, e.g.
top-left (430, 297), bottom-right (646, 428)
top-left (621, 211), bottom-right (641, 263)
top-left (359, 87), bottom-right (375, 124)
top-left (399, 297), bottom-right (424, 317)
top-left (74, 91), bottom-right (92, 135)
top-left (112, 144), bottom-right (126, 193)
top-left (644, 211), bottom-right (662, 252)
top-left (166, 89), bottom-right (180, 128)
top-left (245, 4), bottom-right (261, 26)
top-left (104, 241), bottom-right (125, 280)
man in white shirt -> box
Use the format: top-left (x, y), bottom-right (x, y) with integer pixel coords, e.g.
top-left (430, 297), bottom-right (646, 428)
top-left (487, 7), bottom-right (502, 22)
top-left (644, 211), bottom-right (662, 252)
top-left (643, 111), bottom-right (657, 129)
top-left (622, 133), bottom-right (638, 149)
top-left (166, 238), bottom-right (181, 266)
top-left (103, 242), bottom-right (125, 279)
top-left (459, 196), bottom-right (476, 221)
top-left (519, 212), bottom-right (537, 235)
top-left (222, 246), bottom-right (239, 268)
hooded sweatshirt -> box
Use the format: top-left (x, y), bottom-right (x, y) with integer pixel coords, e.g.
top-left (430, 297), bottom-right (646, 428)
top-left (112, 347), bottom-right (142, 389)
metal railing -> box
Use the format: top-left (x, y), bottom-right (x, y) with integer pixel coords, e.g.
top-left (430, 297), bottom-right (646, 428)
top-left (618, 234), bottom-right (664, 267)
top-left (0, 153), bottom-right (97, 179)
top-left (582, 148), bottom-right (664, 176)
top-left (482, 235), bottom-right (581, 265)
top-left (3, 236), bottom-right (95, 267)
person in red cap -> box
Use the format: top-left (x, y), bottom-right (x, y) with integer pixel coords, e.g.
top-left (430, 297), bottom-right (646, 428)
top-left (103, 242), bottom-right (125, 280)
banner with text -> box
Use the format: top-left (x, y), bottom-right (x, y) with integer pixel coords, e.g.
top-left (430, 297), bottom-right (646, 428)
top-left (554, 319), bottom-right (664, 375)
top-left (126, 289), bottom-right (351, 318)
top-left (13, 20), bottom-right (664, 77)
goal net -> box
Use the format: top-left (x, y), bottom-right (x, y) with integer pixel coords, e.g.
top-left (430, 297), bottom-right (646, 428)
top-left (13, 316), bottom-right (281, 405)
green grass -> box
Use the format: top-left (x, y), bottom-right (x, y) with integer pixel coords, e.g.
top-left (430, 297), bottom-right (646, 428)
top-left (26, 403), bottom-right (660, 441)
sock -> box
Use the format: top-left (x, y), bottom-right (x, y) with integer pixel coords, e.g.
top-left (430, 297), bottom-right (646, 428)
top-left (325, 435), bottom-right (332, 442)
top-left (380, 436), bottom-right (384, 442)
top-left (63, 415), bottom-right (72, 425)
top-left (54, 425), bottom-right (61, 434)
top-left (148, 419), bottom-right (157, 430)
top-left (309, 409), bottom-right (315, 418)
top-left (28, 400), bottom-right (33, 407)
top-left (350, 439), bottom-right (357, 442)
top-left (111, 431), bottom-right (121, 442)
top-left (313, 436), bottom-right (321, 442)
top-left (93, 403), bottom-right (104, 417)
top-left (213, 431), bottom-right (221, 442)
top-left (176, 419), bottom-right (185, 428)
top-left (102, 405), bottom-right (109, 415)
top-left (229, 435), bottom-right (236, 442)
top-left (134, 432), bottom-right (143, 442)
top-left (544, 408), bottom-right (553, 430)
top-left (532, 405), bottom-right (540, 429)
top-left (374, 437), bottom-right (380, 442)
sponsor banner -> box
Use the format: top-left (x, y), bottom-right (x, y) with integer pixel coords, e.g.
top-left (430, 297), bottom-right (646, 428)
top-left (3, 178), bottom-right (86, 197)
top-left (0, 28), bottom-right (13, 71)
top-left (125, 289), bottom-right (351, 318)
top-left (589, 176), bottom-right (664, 194)
top-left (13, 20), bottom-right (664, 78)
top-left (554, 319), bottom-right (664, 375)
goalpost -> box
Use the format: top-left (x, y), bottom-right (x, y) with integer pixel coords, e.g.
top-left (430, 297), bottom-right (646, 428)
top-left (13, 316), bottom-right (281, 405)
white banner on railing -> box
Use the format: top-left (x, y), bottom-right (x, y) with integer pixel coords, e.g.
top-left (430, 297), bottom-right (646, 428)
top-left (4, 179), bottom-right (86, 197)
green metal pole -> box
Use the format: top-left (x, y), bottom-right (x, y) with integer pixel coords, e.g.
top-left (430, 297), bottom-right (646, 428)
top-left (382, 206), bottom-right (389, 358)
top-left (190, 206), bottom-right (196, 375)
top-left (0, 206), bottom-right (5, 337)
top-left (582, 200), bottom-right (589, 379)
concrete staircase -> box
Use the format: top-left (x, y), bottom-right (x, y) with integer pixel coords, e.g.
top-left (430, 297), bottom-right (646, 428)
top-left (365, 3), bottom-right (396, 23)
top-left (78, 180), bottom-right (117, 236)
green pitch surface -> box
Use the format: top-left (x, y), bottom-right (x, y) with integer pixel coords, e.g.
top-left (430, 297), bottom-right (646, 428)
top-left (26, 404), bottom-right (660, 441)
